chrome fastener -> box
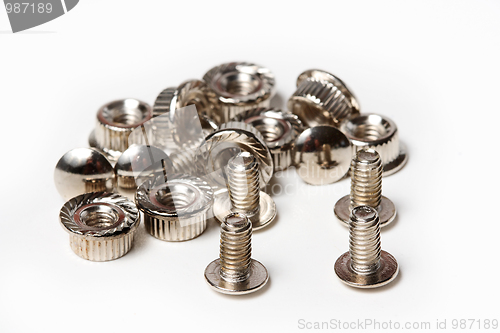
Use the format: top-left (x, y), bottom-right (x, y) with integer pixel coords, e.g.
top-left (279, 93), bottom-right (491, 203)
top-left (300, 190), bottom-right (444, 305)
top-left (59, 192), bottom-right (140, 261)
top-left (340, 113), bottom-right (407, 176)
top-left (135, 173), bottom-right (213, 241)
top-left (213, 152), bottom-right (276, 231)
top-left (335, 206), bottom-right (399, 288)
top-left (54, 147), bottom-right (116, 200)
top-left (232, 108), bottom-right (303, 171)
top-left (334, 148), bottom-right (396, 228)
top-left (205, 212), bottom-right (269, 295)
top-left (288, 69), bottom-right (360, 128)
top-left (203, 62), bottom-right (276, 123)
top-left (89, 99), bottom-right (152, 161)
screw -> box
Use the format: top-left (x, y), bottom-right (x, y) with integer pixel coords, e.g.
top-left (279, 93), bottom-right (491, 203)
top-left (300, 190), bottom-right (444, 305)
top-left (335, 206), bottom-right (399, 288)
top-left (213, 151), bottom-right (276, 230)
top-left (204, 212), bottom-right (269, 295)
top-left (334, 148), bottom-right (396, 227)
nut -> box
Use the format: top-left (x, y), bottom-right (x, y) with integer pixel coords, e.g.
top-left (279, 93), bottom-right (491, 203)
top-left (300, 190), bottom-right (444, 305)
top-left (203, 62), bottom-right (275, 122)
top-left (54, 147), bottom-right (116, 200)
top-left (135, 173), bottom-right (213, 241)
top-left (288, 69), bottom-right (360, 127)
top-left (340, 113), bottom-right (407, 176)
top-left (59, 192), bottom-right (140, 261)
top-left (195, 121), bottom-right (273, 193)
top-left (89, 99), bottom-right (152, 161)
top-left (232, 108), bottom-right (303, 171)
top-left (294, 125), bottom-right (351, 185)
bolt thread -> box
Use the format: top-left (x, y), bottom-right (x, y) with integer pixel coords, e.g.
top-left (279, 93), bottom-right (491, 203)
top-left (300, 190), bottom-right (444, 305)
top-left (219, 213), bottom-right (252, 282)
top-left (349, 206), bottom-right (382, 274)
top-left (350, 149), bottom-right (383, 210)
top-left (226, 152), bottom-right (260, 216)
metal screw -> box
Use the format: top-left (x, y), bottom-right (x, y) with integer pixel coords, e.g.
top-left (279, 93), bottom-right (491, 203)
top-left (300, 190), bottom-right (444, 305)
top-left (204, 212), bottom-right (269, 295)
top-left (334, 148), bottom-right (396, 227)
top-left (213, 151), bottom-right (276, 230)
top-left (335, 206), bottom-right (399, 288)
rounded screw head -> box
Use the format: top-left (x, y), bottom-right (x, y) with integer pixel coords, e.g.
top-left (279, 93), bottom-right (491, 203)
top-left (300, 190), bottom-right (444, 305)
top-left (204, 258), bottom-right (269, 295)
top-left (334, 195), bottom-right (396, 228)
top-left (213, 191), bottom-right (276, 231)
top-left (294, 125), bottom-right (351, 185)
top-left (54, 147), bottom-right (116, 200)
top-left (334, 250), bottom-right (399, 289)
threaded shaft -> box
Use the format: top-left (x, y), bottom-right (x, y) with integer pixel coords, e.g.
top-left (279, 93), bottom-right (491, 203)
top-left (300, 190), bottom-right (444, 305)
top-left (349, 206), bottom-right (382, 274)
top-left (226, 152), bottom-right (260, 216)
top-left (219, 213), bottom-right (252, 282)
top-left (350, 149), bottom-right (383, 210)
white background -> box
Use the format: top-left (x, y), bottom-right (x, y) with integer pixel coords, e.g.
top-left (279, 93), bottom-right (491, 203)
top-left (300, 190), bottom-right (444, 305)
top-left (1, 1), bottom-right (499, 332)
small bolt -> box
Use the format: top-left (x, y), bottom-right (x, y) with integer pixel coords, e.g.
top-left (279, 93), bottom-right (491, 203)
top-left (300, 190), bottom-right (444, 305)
top-left (213, 151), bottom-right (276, 230)
top-left (334, 148), bottom-right (396, 227)
top-left (335, 206), bottom-right (399, 288)
top-left (204, 212), bottom-right (269, 295)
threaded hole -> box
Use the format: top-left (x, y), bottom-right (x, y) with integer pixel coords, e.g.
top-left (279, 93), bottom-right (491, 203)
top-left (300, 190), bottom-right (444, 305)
top-left (79, 205), bottom-right (119, 228)
top-left (101, 99), bottom-right (149, 126)
top-left (248, 117), bottom-right (290, 143)
top-left (218, 73), bottom-right (260, 96)
top-left (345, 115), bottom-right (393, 141)
top-left (155, 184), bottom-right (196, 210)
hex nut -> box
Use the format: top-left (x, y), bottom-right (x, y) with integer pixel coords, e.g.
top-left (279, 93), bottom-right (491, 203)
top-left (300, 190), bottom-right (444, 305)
top-left (232, 108), bottom-right (304, 171)
top-left (288, 69), bottom-right (360, 128)
top-left (59, 192), bottom-right (140, 261)
top-left (203, 62), bottom-right (276, 122)
top-left (340, 113), bottom-right (408, 176)
top-left (135, 173), bottom-right (213, 241)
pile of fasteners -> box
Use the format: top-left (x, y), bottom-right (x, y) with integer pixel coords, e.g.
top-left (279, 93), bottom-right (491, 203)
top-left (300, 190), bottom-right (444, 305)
top-left (54, 61), bottom-right (408, 294)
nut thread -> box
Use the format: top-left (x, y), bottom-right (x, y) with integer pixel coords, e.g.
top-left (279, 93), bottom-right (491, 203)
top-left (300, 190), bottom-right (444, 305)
top-left (226, 153), bottom-right (260, 216)
top-left (350, 149), bottom-right (383, 210)
top-left (69, 232), bottom-right (134, 261)
top-left (349, 206), bottom-right (382, 274)
top-left (219, 214), bottom-right (252, 282)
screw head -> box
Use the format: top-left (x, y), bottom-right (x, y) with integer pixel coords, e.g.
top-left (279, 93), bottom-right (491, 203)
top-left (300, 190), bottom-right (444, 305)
top-left (213, 191), bottom-right (276, 231)
top-left (204, 258), bottom-right (269, 295)
top-left (334, 195), bottom-right (396, 228)
top-left (334, 250), bottom-right (399, 289)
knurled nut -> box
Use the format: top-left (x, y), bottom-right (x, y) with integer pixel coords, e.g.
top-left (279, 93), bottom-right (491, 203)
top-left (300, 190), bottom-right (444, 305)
top-left (135, 174), bottom-right (213, 242)
top-left (59, 192), bottom-right (140, 261)
top-left (232, 108), bottom-right (304, 171)
top-left (203, 62), bottom-right (276, 123)
top-left (92, 99), bottom-right (153, 160)
top-left (194, 121), bottom-right (274, 192)
top-left (340, 113), bottom-right (408, 176)
top-left (288, 69), bottom-right (360, 127)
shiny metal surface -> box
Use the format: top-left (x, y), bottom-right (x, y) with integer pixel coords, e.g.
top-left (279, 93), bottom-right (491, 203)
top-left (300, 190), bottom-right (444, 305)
top-left (232, 108), bottom-right (303, 171)
top-left (135, 173), bottom-right (213, 241)
top-left (334, 149), bottom-right (396, 227)
top-left (340, 113), bottom-right (407, 176)
top-left (213, 152), bottom-right (276, 230)
top-left (288, 69), bottom-right (360, 128)
top-left (114, 145), bottom-right (173, 198)
top-left (203, 62), bottom-right (276, 122)
top-left (205, 213), bottom-right (269, 295)
top-left (195, 121), bottom-right (273, 192)
top-left (54, 147), bottom-right (116, 200)
top-left (294, 125), bottom-right (351, 185)
top-left (90, 99), bottom-right (152, 161)
top-left (334, 206), bottom-right (399, 288)
top-left (59, 192), bottom-right (140, 261)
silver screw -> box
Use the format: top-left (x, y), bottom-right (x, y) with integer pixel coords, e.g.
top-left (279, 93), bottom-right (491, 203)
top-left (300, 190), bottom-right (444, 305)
top-left (204, 212), bottom-right (269, 295)
top-left (335, 206), bottom-right (399, 288)
top-left (213, 151), bottom-right (276, 230)
top-left (334, 148), bottom-right (396, 227)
